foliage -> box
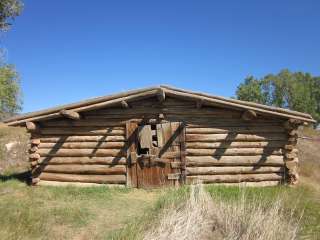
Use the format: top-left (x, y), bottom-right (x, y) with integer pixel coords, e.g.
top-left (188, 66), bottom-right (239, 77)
top-left (0, 0), bottom-right (23, 32)
top-left (236, 69), bottom-right (320, 122)
top-left (0, 64), bottom-right (22, 120)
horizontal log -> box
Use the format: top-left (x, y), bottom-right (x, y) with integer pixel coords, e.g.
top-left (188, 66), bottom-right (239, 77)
top-left (198, 181), bottom-right (281, 187)
top-left (88, 107), bottom-right (241, 117)
top-left (186, 148), bottom-right (283, 156)
top-left (39, 172), bottom-right (126, 184)
top-left (38, 149), bottom-right (126, 157)
top-left (186, 133), bottom-right (287, 142)
top-left (186, 166), bottom-right (284, 175)
top-left (39, 142), bottom-right (125, 149)
top-left (37, 180), bottom-right (125, 187)
top-left (38, 157), bottom-right (127, 165)
top-left (40, 127), bottom-right (125, 136)
top-left (41, 164), bottom-right (126, 174)
top-left (186, 126), bottom-right (284, 134)
top-left (186, 155), bottom-right (284, 166)
top-left (42, 119), bottom-right (127, 127)
top-left (186, 141), bottom-right (286, 149)
top-left (186, 173), bottom-right (283, 184)
top-left (39, 136), bottom-right (126, 143)
top-left (187, 118), bottom-right (283, 126)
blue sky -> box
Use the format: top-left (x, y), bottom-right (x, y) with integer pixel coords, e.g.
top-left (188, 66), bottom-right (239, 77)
top-left (2, 0), bottom-right (320, 113)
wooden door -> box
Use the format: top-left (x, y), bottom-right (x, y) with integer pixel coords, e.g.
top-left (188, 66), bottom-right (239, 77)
top-left (127, 121), bottom-right (185, 188)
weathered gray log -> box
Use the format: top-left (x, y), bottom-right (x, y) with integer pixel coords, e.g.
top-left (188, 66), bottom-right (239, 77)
top-left (39, 172), bottom-right (126, 184)
top-left (42, 164), bottom-right (126, 174)
top-left (186, 141), bottom-right (286, 149)
top-left (40, 127), bottom-right (125, 136)
top-left (186, 173), bottom-right (283, 184)
top-left (39, 142), bottom-right (125, 149)
top-left (38, 148), bottom-right (126, 157)
top-left (186, 148), bottom-right (283, 156)
top-left (186, 126), bottom-right (284, 134)
top-left (39, 135), bottom-right (125, 143)
top-left (38, 156), bottom-right (127, 165)
top-left (186, 166), bottom-right (284, 175)
top-left (26, 122), bottom-right (39, 132)
top-left (242, 110), bottom-right (257, 121)
top-left (60, 109), bottom-right (81, 120)
top-left (186, 155), bottom-right (284, 166)
top-left (186, 133), bottom-right (287, 142)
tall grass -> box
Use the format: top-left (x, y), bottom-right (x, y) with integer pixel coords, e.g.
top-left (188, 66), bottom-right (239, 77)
top-left (143, 184), bottom-right (302, 240)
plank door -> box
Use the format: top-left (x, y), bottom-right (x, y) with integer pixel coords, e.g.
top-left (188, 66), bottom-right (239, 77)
top-left (127, 121), bottom-right (185, 188)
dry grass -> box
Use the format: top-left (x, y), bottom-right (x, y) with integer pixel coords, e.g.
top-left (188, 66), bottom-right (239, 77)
top-left (143, 184), bottom-right (301, 240)
top-left (298, 127), bottom-right (320, 192)
top-left (0, 123), bottom-right (29, 174)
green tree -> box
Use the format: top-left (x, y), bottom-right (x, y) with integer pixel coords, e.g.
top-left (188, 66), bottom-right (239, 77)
top-left (236, 69), bottom-right (320, 123)
top-left (0, 0), bottom-right (23, 119)
top-left (0, 64), bottom-right (21, 119)
top-left (0, 0), bottom-right (23, 31)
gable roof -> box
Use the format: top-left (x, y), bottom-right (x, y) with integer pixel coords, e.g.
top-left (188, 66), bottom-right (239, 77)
top-left (3, 85), bottom-right (316, 126)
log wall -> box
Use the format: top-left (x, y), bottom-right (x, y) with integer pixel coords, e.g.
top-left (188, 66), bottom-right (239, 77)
top-left (28, 96), bottom-right (295, 187)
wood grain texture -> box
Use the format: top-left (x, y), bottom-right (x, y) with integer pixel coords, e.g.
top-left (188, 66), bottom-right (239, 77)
top-left (39, 142), bottom-right (125, 149)
top-left (39, 136), bottom-right (125, 143)
top-left (38, 148), bottom-right (126, 157)
top-left (39, 172), bottom-right (126, 184)
top-left (186, 155), bottom-right (284, 166)
top-left (38, 157), bottom-right (127, 165)
top-left (41, 164), bottom-right (126, 174)
top-left (186, 166), bottom-right (284, 175)
top-left (186, 173), bottom-right (283, 184)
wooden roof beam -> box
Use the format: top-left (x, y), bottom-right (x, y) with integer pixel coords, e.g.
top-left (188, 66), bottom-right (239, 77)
top-left (120, 100), bottom-right (130, 109)
top-left (157, 89), bottom-right (166, 103)
top-left (60, 109), bottom-right (81, 120)
top-left (242, 110), bottom-right (257, 121)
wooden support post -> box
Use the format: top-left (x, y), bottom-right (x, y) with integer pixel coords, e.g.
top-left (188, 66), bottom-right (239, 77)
top-left (60, 109), bottom-right (80, 120)
top-left (26, 122), bottom-right (39, 132)
top-left (157, 89), bottom-right (166, 102)
top-left (241, 110), bottom-right (257, 121)
top-left (120, 100), bottom-right (130, 109)
top-left (196, 99), bottom-right (203, 109)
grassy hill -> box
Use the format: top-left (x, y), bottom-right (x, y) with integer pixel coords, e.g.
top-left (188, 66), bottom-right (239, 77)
top-left (0, 124), bottom-right (319, 239)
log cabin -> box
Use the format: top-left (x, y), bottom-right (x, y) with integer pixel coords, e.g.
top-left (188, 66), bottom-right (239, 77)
top-left (4, 85), bottom-right (316, 188)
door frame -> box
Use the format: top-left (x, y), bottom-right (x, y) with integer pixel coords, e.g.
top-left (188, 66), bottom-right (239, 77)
top-left (126, 121), bottom-right (186, 188)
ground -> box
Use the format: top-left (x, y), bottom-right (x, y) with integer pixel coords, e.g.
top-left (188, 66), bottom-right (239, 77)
top-left (0, 124), bottom-right (319, 239)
